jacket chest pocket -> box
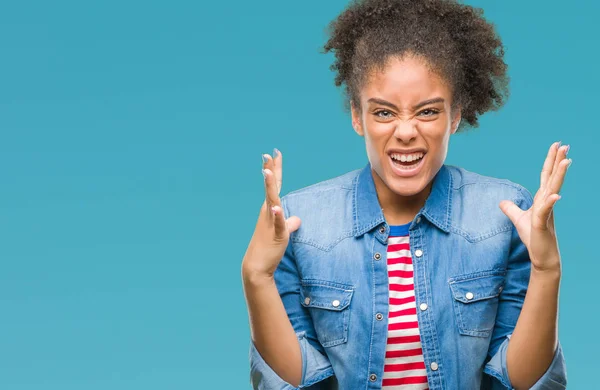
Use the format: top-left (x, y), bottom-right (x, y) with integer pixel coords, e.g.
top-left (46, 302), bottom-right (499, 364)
top-left (448, 270), bottom-right (506, 338)
top-left (300, 280), bottom-right (354, 348)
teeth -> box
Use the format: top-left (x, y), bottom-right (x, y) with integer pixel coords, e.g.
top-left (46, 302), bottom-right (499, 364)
top-left (391, 152), bottom-right (424, 163)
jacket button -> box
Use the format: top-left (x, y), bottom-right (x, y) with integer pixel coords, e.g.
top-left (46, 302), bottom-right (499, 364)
top-left (376, 313), bottom-right (383, 321)
top-left (415, 249), bottom-right (423, 257)
top-left (465, 292), bottom-right (474, 300)
top-left (379, 226), bottom-right (385, 233)
top-left (416, 216), bottom-right (422, 224)
top-left (304, 297), bottom-right (311, 305)
top-left (369, 373), bottom-right (377, 382)
top-left (419, 303), bottom-right (428, 311)
top-left (374, 252), bottom-right (382, 260)
top-left (332, 300), bottom-right (340, 307)
top-left (431, 362), bottom-right (439, 371)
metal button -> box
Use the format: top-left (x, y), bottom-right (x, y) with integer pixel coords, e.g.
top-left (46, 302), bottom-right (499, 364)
top-left (379, 226), bottom-right (385, 233)
top-left (304, 297), bottom-right (311, 305)
top-left (374, 252), bottom-right (382, 260)
top-left (465, 292), bottom-right (474, 300)
top-left (369, 373), bottom-right (377, 382)
top-left (498, 286), bottom-right (503, 293)
top-left (415, 249), bottom-right (423, 257)
top-left (420, 303), bottom-right (428, 311)
top-left (431, 362), bottom-right (439, 371)
top-left (376, 313), bottom-right (384, 321)
top-left (332, 300), bottom-right (340, 308)
top-left (416, 216), bottom-right (422, 224)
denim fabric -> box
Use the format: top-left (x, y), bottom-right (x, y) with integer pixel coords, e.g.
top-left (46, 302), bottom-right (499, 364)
top-left (249, 163), bottom-right (567, 389)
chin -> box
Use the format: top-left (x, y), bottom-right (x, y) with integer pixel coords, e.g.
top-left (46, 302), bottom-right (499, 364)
top-left (386, 177), bottom-right (427, 196)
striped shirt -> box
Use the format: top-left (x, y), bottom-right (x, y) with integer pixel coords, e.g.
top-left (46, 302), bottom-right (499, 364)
top-left (382, 224), bottom-right (429, 389)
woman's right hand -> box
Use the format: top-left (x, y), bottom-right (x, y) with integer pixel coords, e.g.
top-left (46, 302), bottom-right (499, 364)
top-left (242, 149), bottom-right (302, 280)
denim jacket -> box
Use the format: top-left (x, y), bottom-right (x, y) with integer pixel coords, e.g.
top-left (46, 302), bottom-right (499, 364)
top-left (249, 163), bottom-right (567, 389)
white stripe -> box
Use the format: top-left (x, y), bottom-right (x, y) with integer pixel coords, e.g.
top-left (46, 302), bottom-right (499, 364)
top-left (389, 314), bottom-right (418, 324)
top-left (382, 384), bottom-right (428, 390)
top-left (385, 341), bottom-right (423, 352)
top-left (384, 354), bottom-right (425, 364)
top-left (387, 263), bottom-right (414, 273)
top-left (388, 236), bottom-right (410, 243)
top-left (388, 290), bottom-right (415, 299)
top-left (390, 301), bottom-right (416, 312)
top-left (388, 276), bottom-right (414, 284)
top-left (388, 327), bottom-right (421, 337)
top-left (387, 249), bottom-right (412, 258)
top-left (389, 290), bottom-right (415, 299)
top-left (382, 368), bottom-right (428, 379)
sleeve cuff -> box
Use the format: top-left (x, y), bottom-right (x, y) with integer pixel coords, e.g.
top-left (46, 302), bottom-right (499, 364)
top-left (249, 331), bottom-right (334, 390)
top-left (484, 336), bottom-right (567, 389)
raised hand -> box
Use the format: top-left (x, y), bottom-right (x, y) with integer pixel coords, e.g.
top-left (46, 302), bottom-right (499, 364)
top-left (499, 142), bottom-right (572, 272)
top-left (242, 149), bottom-right (302, 278)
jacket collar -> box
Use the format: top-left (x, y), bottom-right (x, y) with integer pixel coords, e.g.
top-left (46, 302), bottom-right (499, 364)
top-left (352, 163), bottom-right (453, 236)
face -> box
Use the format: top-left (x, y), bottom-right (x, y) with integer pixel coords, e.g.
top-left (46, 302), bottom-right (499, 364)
top-left (351, 54), bottom-right (461, 200)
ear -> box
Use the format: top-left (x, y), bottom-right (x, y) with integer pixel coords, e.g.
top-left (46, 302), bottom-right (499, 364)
top-left (450, 107), bottom-right (462, 135)
top-left (351, 101), bottom-right (364, 137)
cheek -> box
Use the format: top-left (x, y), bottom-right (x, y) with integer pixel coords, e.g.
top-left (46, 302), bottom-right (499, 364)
top-left (364, 120), bottom-right (396, 142)
top-left (423, 127), bottom-right (451, 164)
top-left (364, 122), bottom-right (395, 157)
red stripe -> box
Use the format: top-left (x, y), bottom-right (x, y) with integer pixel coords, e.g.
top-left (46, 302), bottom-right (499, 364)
top-left (388, 270), bottom-right (413, 278)
top-left (387, 256), bottom-right (413, 265)
top-left (389, 321), bottom-right (419, 331)
top-left (389, 283), bottom-right (415, 292)
top-left (384, 361), bottom-right (426, 371)
top-left (387, 243), bottom-right (410, 251)
top-left (388, 308), bottom-right (417, 318)
top-left (382, 376), bottom-right (429, 386)
top-left (389, 296), bottom-right (415, 305)
top-left (385, 347), bottom-right (424, 359)
top-left (387, 335), bottom-right (422, 344)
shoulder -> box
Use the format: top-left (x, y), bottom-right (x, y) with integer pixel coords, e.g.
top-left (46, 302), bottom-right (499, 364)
top-left (280, 168), bottom-right (361, 249)
top-left (280, 167), bottom-right (361, 210)
top-left (446, 165), bottom-right (534, 241)
top-left (447, 165), bottom-right (533, 207)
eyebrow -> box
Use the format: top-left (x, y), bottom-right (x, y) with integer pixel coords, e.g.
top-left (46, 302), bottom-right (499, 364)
top-left (367, 97), bottom-right (445, 111)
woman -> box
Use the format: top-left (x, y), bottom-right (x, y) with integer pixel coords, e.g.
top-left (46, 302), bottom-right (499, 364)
top-left (242, 0), bottom-right (569, 389)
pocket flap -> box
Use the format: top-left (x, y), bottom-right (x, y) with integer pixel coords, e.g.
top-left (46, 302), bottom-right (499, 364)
top-left (300, 281), bottom-right (354, 311)
top-left (449, 271), bottom-right (506, 304)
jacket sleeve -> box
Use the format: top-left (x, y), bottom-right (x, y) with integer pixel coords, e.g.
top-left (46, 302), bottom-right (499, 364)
top-left (249, 196), bottom-right (335, 390)
top-left (483, 188), bottom-right (567, 389)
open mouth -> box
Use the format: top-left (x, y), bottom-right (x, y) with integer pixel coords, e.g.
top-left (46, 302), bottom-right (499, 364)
top-left (389, 151), bottom-right (425, 170)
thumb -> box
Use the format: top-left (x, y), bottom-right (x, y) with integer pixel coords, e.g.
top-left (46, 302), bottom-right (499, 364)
top-left (285, 216), bottom-right (302, 234)
top-left (499, 200), bottom-right (525, 226)
top-left (271, 205), bottom-right (302, 240)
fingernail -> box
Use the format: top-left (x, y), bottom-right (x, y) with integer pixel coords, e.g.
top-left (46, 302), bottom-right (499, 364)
top-left (565, 145), bottom-right (570, 155)
top-left (262, 154), bottom-right (269, 164)
top-left (567, 158), bottom-right (573, 167)
top-left (557, 141), bottom-right (562, 148)
top-left (262, 169), bottom-right (267, 178)
top-left (273, 148), bottom-right (279, 157)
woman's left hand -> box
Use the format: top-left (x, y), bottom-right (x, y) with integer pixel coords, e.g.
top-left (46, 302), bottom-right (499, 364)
top-left (499, 142), bottom-right (572, 273)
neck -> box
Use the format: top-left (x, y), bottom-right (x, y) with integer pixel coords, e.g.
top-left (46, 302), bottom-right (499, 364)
top-left (372, 168), bottom-right (432, 226)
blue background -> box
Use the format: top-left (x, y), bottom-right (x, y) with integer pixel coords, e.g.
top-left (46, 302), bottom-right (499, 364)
top-left (0, 1), bottom-right (597, 388)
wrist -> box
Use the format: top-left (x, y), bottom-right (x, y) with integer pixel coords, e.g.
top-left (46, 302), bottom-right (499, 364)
top-left (242, 263), bottom-right (276, 286)
top-left (530, 264), bottom-right (562, 281)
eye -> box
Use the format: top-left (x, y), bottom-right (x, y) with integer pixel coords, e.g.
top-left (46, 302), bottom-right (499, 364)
top-left (374, 110), bottom-right (393, 119)
top-left (418, 108), bottom-right (440, 117)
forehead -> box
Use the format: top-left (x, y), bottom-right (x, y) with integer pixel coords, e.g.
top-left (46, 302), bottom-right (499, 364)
top-left (362, 55), bottom-right (452, 103)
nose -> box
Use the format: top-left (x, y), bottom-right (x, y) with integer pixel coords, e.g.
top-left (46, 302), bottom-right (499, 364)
top-left (393, 120), bottom-right (418, 144)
